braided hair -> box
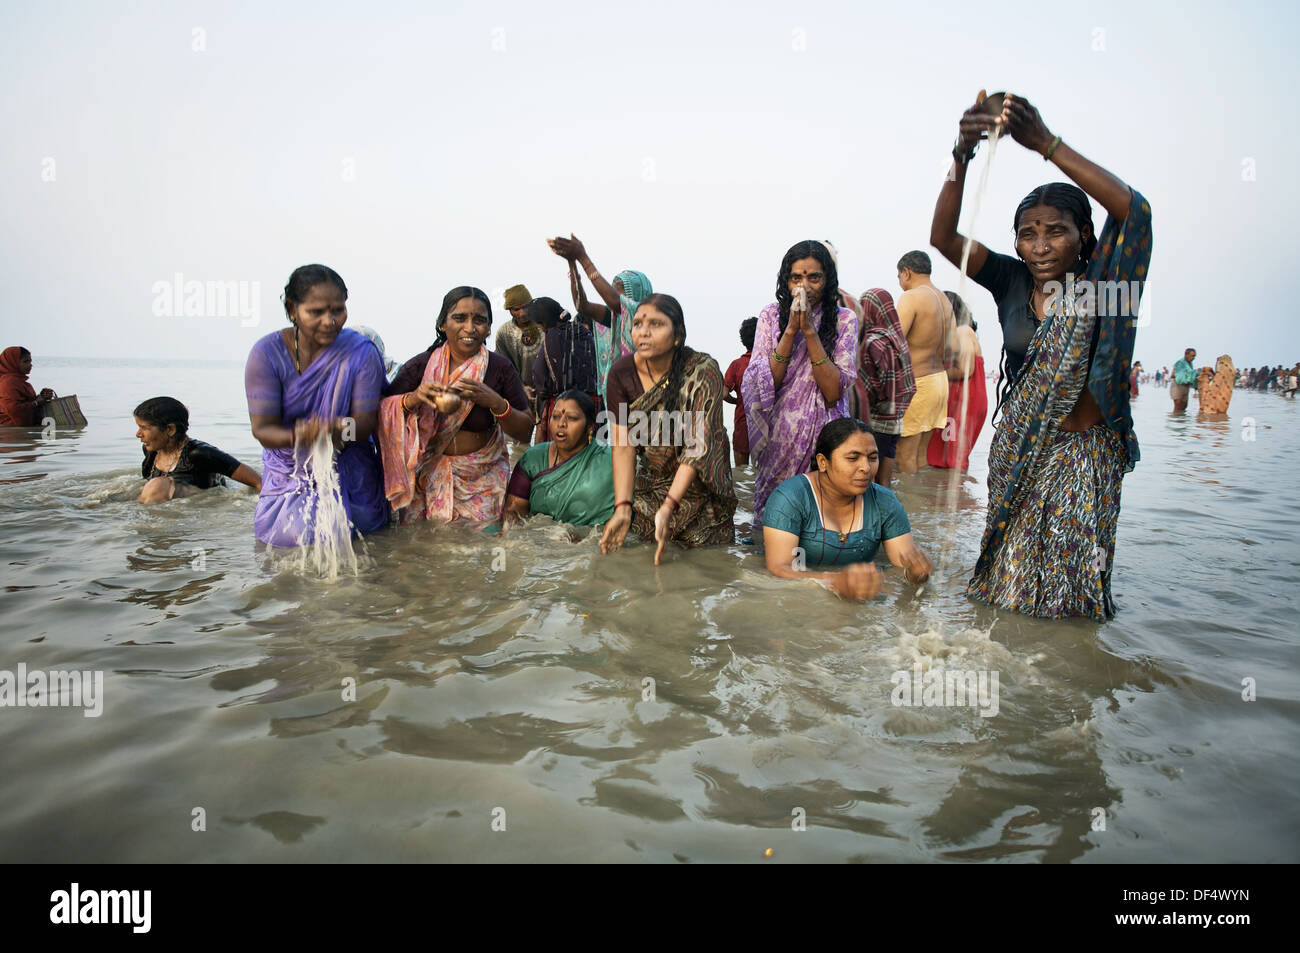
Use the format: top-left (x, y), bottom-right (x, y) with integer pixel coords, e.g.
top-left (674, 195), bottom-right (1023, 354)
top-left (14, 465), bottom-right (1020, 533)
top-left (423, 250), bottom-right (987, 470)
top-left (637, 293), bottom-right (688, 415)
top-left (775, 241), bottom-right (842, 358)
top-left (431, 286), bottom-right (493, 351)
top-left (992, 182), bottom-right (1099, 422)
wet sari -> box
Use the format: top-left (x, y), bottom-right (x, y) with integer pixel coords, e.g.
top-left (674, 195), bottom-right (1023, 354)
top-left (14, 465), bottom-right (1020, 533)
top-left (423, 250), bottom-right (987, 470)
top-left (626, 351), bottom-right (736, 547)
top-left (244, 328), bottom-right (390, 546)
top-left (376, 345), bottom-right (508, 523)
top-left (506, 440), bottom-right (615, 526)
top-left (968, 189), bottom-right (1153, 620)
top-left (741, 302), bottom-right (857, 526)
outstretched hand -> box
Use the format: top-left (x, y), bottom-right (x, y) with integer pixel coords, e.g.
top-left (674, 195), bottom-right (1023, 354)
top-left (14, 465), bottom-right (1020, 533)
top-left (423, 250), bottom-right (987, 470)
top-left (1000, 93), bottom-right (1053, 155)
top-left (548, 234), bottom-right (587, 263)
top-left (831, 563), bottom-right (883, 601)
top-left (600, 507), bottom-right (632, 555)
top-left (958, 88), bottom-right (999, 152)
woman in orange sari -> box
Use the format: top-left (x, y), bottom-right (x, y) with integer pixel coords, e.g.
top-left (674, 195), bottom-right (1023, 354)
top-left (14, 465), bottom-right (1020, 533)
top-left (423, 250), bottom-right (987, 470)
top-left (377, 286), bottom-right (535, 522)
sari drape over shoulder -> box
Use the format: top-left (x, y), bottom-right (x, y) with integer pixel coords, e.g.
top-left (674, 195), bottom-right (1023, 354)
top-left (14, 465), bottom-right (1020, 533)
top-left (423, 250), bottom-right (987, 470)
top-left (507, 440), bottom-right (615, 527)
top-left (969, 189), bottom-right (1152, 620)
top-left (628, 350), bottom-right (736, 547)
top-left (740, 302), bottom-right (858, 526)
top-left (244, 328), bottom-right (390, 546)
top-left (376, 345), bottom-right (508, 523)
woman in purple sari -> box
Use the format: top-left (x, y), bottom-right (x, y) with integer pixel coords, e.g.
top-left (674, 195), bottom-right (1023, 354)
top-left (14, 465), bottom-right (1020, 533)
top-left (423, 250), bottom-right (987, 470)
top-left (741, 240), bottom-right (858, 528)
top-left (244, 264), bottom-right (390, 546)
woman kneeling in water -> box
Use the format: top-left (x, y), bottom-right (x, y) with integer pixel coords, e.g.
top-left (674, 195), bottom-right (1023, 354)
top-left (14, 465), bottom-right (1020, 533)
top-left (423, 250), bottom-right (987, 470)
top-left (135, 396), bottom-right (261, 502)
top-left (762, 418), bottom-right (931, 600)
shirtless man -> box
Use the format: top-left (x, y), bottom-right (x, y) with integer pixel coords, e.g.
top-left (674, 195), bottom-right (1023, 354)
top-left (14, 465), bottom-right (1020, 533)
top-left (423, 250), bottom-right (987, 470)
top-left (895, 251), bottom-right (956, 473)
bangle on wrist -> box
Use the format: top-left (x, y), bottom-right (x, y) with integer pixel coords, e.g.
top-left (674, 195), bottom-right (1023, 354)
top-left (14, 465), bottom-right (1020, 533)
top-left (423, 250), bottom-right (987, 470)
top-left (491, 400), bottom-right (511, 419)
top-left (615, 500), bottom-right (632, 511)
top-left (664, 493), bottom-right (679, 510)
top-left (952, 137), bottom-right (976, 164)
top-left (1043, 135), bottom-right (1062, 161)
top-left (772, 351), bottom-right (791, 364)
top-left (811, 356), bottom-right (830, 367)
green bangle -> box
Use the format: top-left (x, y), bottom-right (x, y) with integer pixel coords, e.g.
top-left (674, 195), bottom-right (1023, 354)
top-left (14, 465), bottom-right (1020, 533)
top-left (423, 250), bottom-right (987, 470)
top-left (811, 357), bottom-right (830, 367)
top-left (772, 351), bottom-right (791, 364)
top-left (1043, 135), bottom-right (1062, 161)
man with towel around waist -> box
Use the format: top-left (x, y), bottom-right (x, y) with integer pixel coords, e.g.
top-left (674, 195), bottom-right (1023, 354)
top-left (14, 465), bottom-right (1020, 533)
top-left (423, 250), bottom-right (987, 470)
top-left (894, 251), bottom-right (956, 474)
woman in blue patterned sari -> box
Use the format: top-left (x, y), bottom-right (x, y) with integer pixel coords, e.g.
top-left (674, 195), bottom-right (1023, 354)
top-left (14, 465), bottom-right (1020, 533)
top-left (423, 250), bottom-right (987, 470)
top-left (931, 91), bottom-right (1153, 620)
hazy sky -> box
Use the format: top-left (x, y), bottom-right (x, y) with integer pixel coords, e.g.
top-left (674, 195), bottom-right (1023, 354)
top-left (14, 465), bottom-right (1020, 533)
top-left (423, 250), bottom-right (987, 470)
top-left (2, 0), bottom-right (1296, 374)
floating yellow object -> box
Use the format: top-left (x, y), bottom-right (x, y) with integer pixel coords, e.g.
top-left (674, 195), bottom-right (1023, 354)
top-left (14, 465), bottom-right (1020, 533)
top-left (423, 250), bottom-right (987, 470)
top-left (764, 848), bottom-right (773, 858)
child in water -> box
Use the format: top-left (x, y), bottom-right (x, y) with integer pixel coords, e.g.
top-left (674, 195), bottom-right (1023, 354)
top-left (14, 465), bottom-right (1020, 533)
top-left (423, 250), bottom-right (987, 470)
top-left (134, 396), bottom-right (261, 502)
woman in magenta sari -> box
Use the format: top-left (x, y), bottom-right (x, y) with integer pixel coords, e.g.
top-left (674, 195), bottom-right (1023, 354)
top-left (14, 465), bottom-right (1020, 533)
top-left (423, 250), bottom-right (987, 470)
top-left (244, 264), bottom-right (390, 547)
top-left (377, 286), bottom-right (534, 523)
top-left (741, 240), bottom-right (858, 527)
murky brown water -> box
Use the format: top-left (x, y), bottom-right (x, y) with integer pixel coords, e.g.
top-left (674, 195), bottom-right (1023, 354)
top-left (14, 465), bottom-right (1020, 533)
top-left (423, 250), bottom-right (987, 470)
top-left (1, 359), bottom-right (1296, 862)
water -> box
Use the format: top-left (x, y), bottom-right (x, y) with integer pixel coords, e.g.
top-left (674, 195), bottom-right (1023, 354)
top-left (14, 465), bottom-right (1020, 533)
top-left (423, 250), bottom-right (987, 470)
top-left (1, 359), bottom-right (1297, 862)
top-left (289, 430), bottom-right (364, 581)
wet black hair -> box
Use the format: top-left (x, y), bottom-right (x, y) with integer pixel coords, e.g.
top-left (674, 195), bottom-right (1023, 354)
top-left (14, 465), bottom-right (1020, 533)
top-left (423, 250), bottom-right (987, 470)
top-left (945, 291), bottom-right (977, 332)
top-left (553, 388), bottom-right (597, 430)
top-left (776, 241), bottom-right (841, 358)
top-left (283, 264), bottom-right (348, 320)
top-left (527, 296), bottom-right (567, 329)
top-left (1012, 183), bottom-right (1097, 272)
top-left (992, 182), bottom-right (1101, 424)
top-left (739, 316), bottom-right (758, 351)
top-left (133, 396), bottom-right (189, 441)
top-left (635, 293), bottom-right (688, 414)
top-left (813, 417), bottom-right (874, 467)
top-left (896, 250), bottom-right (932, 275)
top-left (432, 286), bottom-right (493, 351)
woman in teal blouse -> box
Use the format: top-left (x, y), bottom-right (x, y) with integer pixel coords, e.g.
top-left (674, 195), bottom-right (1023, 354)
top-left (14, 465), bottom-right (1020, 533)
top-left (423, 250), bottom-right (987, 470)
top-left (502, 389), bottom-right (615, 527)
top-left (762, 418), bottom-right (932, 600)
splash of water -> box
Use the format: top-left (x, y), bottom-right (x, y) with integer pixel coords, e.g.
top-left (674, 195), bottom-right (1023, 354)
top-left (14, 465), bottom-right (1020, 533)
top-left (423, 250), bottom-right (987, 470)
top-left (291, 429), bottom-right (362, 580)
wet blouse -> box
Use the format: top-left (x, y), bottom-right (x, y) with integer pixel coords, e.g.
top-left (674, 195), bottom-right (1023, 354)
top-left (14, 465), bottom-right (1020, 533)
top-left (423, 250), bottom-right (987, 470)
top-left (763, 473), bottom-right (910, 568)
top-left (141, 438), bottom-right (241, 489)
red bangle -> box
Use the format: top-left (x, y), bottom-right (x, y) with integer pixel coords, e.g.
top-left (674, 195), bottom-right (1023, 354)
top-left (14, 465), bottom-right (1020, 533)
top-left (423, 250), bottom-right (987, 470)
top-left (615, 500), bottom-right (632, 510)
top-left (664, 493), bottom-right (680, 509)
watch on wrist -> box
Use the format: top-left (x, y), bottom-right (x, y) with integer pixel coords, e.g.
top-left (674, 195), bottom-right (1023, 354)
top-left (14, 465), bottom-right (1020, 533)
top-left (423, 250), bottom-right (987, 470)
top-left (952, 137), bottom-right (976, 164)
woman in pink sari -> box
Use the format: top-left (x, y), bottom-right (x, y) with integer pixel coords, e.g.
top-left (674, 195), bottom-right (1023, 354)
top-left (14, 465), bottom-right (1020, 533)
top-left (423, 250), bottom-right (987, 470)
top-left (741, 240), bottom-right (858, 527)
top-left (378, 287), bottom-right (534, 522)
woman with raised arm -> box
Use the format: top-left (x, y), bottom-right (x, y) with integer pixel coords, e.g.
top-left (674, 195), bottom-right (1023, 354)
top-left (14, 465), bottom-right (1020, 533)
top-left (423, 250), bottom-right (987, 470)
top-left (549, 234), bottom-right (651, 404)
top-left (377, 286), bottom-right (534, 523)
top-left (930, 91), bottom-right (1152, 620)
top-left (740, 240), bottom-right (858, 527)
top-left (244, 264), bottom-right (390, 546)
top-left (599, 293), bottom-right (736, 564)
